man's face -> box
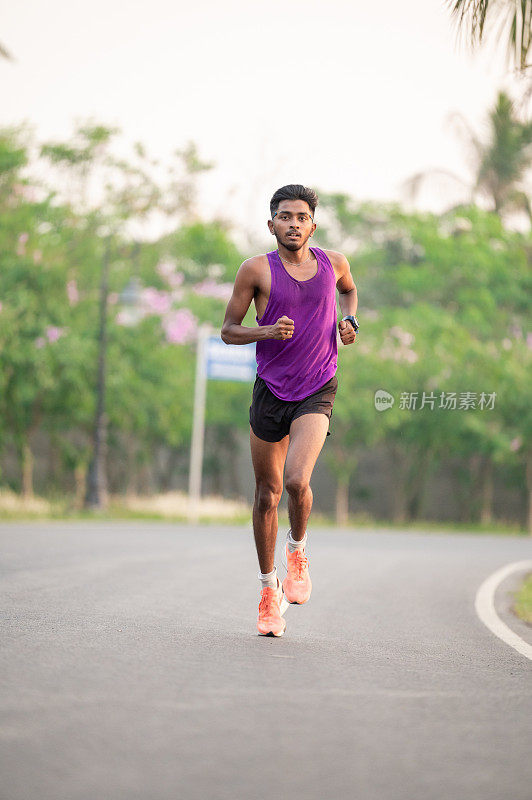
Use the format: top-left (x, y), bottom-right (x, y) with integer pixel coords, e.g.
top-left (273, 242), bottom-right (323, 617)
top-left (268, 200), bottom-right (316, 251)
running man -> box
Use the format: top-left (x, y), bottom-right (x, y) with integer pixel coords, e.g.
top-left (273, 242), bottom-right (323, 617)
top-left (221, 184), bottom-right (358, 636)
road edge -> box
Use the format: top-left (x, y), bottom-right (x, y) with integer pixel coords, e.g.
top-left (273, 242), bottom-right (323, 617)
top-left (475, 560), bottom-right (532, 662)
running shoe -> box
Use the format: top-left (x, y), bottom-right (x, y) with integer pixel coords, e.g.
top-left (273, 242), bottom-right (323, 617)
top-left (257, 578), bottom-right (287, 637)
top-left (283, 541), bottom-right (312, 604)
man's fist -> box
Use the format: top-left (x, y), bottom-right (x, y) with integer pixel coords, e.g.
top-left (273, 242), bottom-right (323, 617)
top-left (339, 318), bottom-right (357, 345)
top-left (270, 315), bottom-right (294, 340)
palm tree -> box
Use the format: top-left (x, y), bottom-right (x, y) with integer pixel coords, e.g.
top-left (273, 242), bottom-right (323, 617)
top-left (476, 91), bottom-right (532, 214)
top-left (447, 0), bottom-right (532, 75)
top-left (404, 91), bottom-right (532, 221)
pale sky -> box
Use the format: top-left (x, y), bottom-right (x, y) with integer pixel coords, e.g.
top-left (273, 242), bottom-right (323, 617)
top-left (2, 0), bottom-right (518, 246)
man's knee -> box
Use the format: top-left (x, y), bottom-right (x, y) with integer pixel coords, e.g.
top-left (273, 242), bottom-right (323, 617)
top-left (285, 474), bottom-right (310, 498)
top-left (254, 483), bottom-right (283, 513)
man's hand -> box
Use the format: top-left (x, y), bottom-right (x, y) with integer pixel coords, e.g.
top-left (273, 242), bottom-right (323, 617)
top-left (338, 318), bottom-right (357, 346)
top-left (270, 316), bottom-right (294, 340)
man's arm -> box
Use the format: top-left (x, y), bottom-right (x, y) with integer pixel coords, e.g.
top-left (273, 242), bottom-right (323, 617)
top-left (220, 260), bottom-right (294, 344)
top-left (336, 253), bottom-right (358, 317)
top-left (334, 253), bottom-right (358, 346)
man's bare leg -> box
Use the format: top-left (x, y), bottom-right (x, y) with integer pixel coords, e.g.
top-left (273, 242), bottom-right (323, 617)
top-left (284, 413), bottom-right (330, 540)
top-left (249, 427), bottom-right (289, 573)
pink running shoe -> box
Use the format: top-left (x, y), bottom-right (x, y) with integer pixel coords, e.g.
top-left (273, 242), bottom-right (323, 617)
top-left (283, 542), bottom-right (312, 604)
top-left (257, 579), bottom-right (287, 637)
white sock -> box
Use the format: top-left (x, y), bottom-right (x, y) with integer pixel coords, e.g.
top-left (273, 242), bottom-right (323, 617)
top-left (259, 566), bottom-right (278, 590)
top-left (287, 529), bottom-right (307, 553)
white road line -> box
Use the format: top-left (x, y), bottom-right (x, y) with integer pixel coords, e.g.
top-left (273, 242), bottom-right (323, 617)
top-left (474, 560), bottom-right (532, 662)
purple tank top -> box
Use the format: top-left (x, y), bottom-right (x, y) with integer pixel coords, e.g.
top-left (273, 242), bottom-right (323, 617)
top-left (255, 246), bottom-right (338, 401)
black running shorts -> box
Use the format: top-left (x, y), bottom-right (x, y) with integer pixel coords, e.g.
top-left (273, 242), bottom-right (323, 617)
top-left (249, 374), bottom-right (338, 443)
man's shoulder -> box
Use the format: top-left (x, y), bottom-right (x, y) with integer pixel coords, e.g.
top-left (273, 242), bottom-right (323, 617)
top-left (320, 248), bottom-right (348, 266)
top-left (241, 253), bottom-right (270, 268)
top-left (320, 248), bottom-right (349, 275)
top-left (238, 253), bottom-right (270, 280)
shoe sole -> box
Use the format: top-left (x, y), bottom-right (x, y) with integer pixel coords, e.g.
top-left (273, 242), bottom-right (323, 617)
top-left (258, 628), bottom-right (285, 637)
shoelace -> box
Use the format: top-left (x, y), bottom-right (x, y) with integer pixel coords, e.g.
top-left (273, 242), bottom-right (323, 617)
top-left (290, 550), bottom-right (309, 580)
top-left (259, 587), bottom-right (279, 616)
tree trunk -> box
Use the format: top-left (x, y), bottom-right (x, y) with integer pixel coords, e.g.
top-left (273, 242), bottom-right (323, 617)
top-left (393, 498), bottom-right (408, 524)
top-left (137, 459), bottom-right (151, 496)
top-left (85, 411), bottom-right (109, 509)
top-left (407, 450), bottom-right (432, 520)
top-left (336, 477), bottom-right (349, 526)
top-left (73, 463), bottom-right (87, 510)
top-left (18, 398), bottom-right (44, 500)
top-left (479, 456), bottom-right (494, 525)
top-left (84, 239), bottom-right (110, 510)
top-left (21, 439), bottom-right (34, 499)
top-left (160, 448), bottom-right (180, 492)
top-left (390, 444), bottom-right (432, 523)
top-left (390, 443), bottom-right (408, 523)
top-left (211, 459), bottom-right (222, 495)
top-left (126, 437), bottom-right (138, 497)
top-left (466, 453), bottom-right (482, 522)
top-left (226, 434), bottom-right (240, 497)
top-left (526, 450), bottom-right (532, 536)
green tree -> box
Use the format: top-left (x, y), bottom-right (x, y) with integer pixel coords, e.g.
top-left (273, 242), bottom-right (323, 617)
top-left (405, 92), bottom-right (532, 222)
top-left (317, 196), bottom-right (531, 529)
top-left (0, 126), bottom-right (93, 497)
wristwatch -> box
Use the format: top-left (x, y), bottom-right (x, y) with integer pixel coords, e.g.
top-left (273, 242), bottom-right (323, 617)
top-left (342, 315), bottom-right (359, 333)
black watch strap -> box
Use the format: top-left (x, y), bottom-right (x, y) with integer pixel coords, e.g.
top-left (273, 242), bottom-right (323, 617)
top-left (342, 315), bottom-right (359, 332)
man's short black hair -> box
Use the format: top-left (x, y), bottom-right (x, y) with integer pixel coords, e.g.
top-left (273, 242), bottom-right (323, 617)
top-left (270, 184), bottom-right (318, 218)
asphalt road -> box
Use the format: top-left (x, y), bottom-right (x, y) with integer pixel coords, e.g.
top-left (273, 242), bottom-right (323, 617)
top-left (1, 521), bottom-right (532, 800)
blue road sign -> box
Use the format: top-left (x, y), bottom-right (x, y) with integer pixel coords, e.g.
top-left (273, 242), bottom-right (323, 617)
top-left (205, 336), bottom-right (256, 382)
